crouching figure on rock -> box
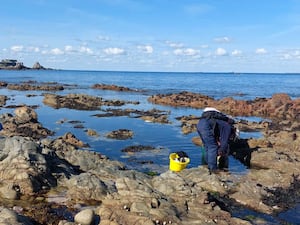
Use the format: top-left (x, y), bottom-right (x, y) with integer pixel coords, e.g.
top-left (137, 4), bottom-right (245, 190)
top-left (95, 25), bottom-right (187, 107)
top-left (197, 107), bottom-right (237, 174)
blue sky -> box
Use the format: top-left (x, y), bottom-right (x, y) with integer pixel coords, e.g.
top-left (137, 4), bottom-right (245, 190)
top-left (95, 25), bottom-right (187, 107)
top-left (1, 0), bottom-right (300, 72)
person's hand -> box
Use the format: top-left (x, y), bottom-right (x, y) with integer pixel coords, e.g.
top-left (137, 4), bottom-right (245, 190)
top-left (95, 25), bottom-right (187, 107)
top-left (218, 149), bottom-right (225, 156)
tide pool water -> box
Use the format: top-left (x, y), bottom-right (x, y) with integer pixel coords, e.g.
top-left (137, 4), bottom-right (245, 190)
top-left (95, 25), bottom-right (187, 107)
top-left (0, 70), bottom-right (299, 174)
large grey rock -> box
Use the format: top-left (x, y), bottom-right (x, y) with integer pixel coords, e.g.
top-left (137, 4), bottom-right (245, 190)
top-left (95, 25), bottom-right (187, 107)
top-left (66, 172), bottom-right (108, 202)
top-left (0, 136), bottom-right (51, 195)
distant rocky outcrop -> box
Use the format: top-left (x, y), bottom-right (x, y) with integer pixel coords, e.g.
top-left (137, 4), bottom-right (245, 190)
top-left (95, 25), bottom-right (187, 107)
top-left (0, 59), bottom-right (49, 70)
top-left (32, 62), bottom-right (45, 70)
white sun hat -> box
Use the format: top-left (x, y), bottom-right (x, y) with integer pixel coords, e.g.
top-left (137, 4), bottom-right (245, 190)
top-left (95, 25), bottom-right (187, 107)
top-left (203, 107), bottom-right (220, 112)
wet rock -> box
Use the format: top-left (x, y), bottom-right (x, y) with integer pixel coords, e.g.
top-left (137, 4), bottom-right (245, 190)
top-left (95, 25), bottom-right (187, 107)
top-left (92, 108), bottom-right (133, 117)
top-left (43, 93), bottom-right (104, 110)
top-left (0, 106), bottom-right (53, 139)
top-left (92, 83), bottom-right (141, 92)
top-left (106, 129), bottom-right (134, 140)
top-left (148, 91), bottom-right (214, 108)
top-left (176, 115), bottom-right (200, 134)
top-left (136, 108), bottom-right (171, 124)
top-left (0, 95), bottom-right (8, 106)
top-left (86, 128), bottom-right (100, 137)
top-left (93, 108), bottom-right (170, 124)
top-left (59, 132), bottom-right (89, 148)
top-left (7, 83), bottom-right (63, 91)
top-left (121, 145), bottom-right (155, 153)
top-left (14, 106), bottom-right (38, 123)
top-left (0, 81), bottom-right (8, 87)
top-left (148, 92), bottom-right (300, 125)
top-left (191, 136), bottom-right (202, 146)
top-left (42, 93), bottom-right (137, 110)
top-left (140, 114), bottom-right (170, 124)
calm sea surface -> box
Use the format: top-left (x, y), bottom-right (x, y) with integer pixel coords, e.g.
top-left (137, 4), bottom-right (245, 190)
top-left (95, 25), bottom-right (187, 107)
top-left (0, 70), bottom-right (299, 174)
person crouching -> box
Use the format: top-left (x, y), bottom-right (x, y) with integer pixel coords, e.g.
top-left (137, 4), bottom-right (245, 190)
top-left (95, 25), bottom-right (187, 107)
top-left (197, 107), bottom-right (234, 174)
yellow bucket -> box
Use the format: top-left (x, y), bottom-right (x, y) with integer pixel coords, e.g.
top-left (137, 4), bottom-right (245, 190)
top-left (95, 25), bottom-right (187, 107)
top-left (169, 153), bottom-right (190, 172)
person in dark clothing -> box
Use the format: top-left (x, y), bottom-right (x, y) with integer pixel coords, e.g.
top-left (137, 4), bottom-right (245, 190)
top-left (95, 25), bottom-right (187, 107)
top-left (197, 107), bottom-right (234, 174)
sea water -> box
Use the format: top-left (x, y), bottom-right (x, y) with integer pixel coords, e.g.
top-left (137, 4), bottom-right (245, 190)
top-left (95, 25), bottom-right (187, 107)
top-left (0, 70), bottom-right (299, 173)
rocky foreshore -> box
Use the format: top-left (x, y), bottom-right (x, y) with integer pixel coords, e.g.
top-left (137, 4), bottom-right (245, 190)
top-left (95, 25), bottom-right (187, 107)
top-left (0, 83), bottom-right (299, 224)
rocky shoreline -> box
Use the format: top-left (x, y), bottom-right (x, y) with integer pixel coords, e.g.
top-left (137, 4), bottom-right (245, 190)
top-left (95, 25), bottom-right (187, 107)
top-left (0, 59), bottom-right (49, 70)
top-left (0, 82), bottom-right (299, 224)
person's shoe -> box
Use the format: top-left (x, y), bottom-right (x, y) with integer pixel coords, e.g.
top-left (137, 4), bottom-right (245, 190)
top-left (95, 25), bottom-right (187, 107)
top-left (222, 168), bottom-right (229, 172)
top-left (209, 169), bottom-right (221, 175)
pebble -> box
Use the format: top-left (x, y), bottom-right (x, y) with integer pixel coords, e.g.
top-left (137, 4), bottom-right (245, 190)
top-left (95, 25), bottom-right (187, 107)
top-left (74, 208), bottom-right (94, 225)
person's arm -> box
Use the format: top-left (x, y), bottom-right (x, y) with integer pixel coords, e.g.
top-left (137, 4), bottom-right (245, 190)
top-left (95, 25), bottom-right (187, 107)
top-left (217, 120), bottom-right (232, 154)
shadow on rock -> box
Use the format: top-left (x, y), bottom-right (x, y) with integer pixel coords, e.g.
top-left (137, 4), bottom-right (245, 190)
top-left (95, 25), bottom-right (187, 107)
top-left (229, 138), bottom-right (256, 168)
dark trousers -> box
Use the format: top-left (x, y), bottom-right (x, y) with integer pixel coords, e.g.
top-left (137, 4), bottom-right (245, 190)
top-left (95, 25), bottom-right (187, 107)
top-left (218, 148), bottom-right (229, 169)
top-left (197, 118), bottom-right (218, 170)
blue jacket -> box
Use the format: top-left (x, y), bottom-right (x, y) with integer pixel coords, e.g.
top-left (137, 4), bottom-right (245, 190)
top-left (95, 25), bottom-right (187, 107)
top-left (213, 119), bottom-right (232, 154)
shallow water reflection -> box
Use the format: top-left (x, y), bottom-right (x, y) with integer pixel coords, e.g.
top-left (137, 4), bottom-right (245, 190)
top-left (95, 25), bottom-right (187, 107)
top-left (278, 203), bottom-right (300, 224)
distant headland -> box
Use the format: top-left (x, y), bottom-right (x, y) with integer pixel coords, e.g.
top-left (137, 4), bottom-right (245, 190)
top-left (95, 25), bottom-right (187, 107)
top-left (0, 59), bottom-right (51, 70)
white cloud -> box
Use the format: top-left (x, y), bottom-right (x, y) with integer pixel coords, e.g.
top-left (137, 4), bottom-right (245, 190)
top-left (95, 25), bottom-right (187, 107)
top-left (214, 37), bottom-right (231, 43)
top-left (11, 45), bottom-right (24, 52)
top-left (64, 45), bottom-right (74, 52)
top-left (293, 50), bottom-right (300, 57)
top-left (27, 46), bottom-right (40, 53)
top-left (282, 54), bottom-right (292, 60)
top-left (200, 45), bottom-right (209, 49)
top-left (281, 49), bottom-right (300, 59)
top-left (167, 41), bottom-right (184, 48)
top-left (79, 46), bottom-right (93, 54)
top-left (50, 48), bottom-right (64, 55)
top-left (256, 48), bottom-right (267, 54)
top-left (173, 48), bottom-right (199, 56)
top-left (137, 45), bottom-right (153, 54)
top-left (103, 47), bottom-right (125, 55)
top-left (232, 49), bottom-right (242, 56)
top-left (215, 47), bottom-right (227, 56)
top-left (97, 35), bottom-right (110, 41)
top-left (10, 45), bottom-right (40, 54)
